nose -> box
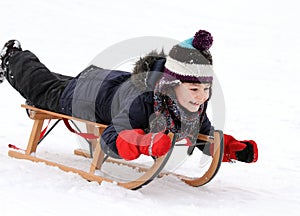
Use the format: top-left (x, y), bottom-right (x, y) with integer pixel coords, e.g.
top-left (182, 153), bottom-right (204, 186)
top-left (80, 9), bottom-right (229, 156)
top-left (194, 89), bottom-right (207, 102)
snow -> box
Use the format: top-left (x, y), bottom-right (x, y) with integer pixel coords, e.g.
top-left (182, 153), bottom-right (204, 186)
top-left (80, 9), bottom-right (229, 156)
top-left (0, 0), bottom-right (300, 215)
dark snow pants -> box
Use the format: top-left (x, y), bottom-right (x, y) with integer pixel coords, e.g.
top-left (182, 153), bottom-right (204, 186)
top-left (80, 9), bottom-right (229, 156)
top-left (8, 51), bottom-right (73, 112)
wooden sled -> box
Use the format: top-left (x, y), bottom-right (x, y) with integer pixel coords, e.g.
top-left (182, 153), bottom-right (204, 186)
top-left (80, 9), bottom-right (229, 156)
top-left (8, 104), bottom-right (224, 190)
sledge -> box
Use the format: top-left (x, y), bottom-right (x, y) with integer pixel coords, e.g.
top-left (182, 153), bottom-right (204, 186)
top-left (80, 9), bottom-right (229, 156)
top-left (8, 104), bottom-right (224, 190)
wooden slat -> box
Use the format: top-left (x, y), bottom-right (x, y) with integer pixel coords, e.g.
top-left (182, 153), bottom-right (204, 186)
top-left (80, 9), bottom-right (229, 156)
top-left (74, 149), bottom-right (153, 173)
top-left (8, 150), bottom-right (113, 184)
top-left (74, 149), bottom-right (91, 158)
top-left (26, 119), bottom-right (44, 154)
top-left (22, 104), bottom-right (107, 128)
top-left (89, 142), bottom-right (105, 173)
top-left (197, 134), bottom-right (213, 142)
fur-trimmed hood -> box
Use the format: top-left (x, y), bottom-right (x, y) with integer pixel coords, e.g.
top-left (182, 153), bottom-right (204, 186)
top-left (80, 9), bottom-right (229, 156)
top-left (131, 50), bottom-right (166, 91)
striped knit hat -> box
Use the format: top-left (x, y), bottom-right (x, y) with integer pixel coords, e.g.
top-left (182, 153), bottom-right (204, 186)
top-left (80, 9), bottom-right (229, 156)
top-left (164, 29), bottom-right (214, 83)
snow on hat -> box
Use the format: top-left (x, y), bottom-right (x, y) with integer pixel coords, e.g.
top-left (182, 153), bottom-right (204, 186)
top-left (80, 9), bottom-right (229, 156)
top-left (164, 29), bottom-right (214, 83)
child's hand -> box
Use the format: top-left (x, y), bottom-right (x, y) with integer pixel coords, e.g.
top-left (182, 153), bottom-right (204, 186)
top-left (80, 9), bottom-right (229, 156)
top-left (116, 129), bottom-right (171, 160)
top-left (223, 134), bottom-right (258, 163)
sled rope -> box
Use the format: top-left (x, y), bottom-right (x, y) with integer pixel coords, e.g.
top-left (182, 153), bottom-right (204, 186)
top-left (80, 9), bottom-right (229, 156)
top-left (8, 144), bottom-right (25, 151)
top-left (39, 119), bottom-right (52, 139)
top-left (62, 119), bottom-right (99, 140)
top-left (8, 117), bottom-right (98, 152)
top-left (8, 119), bottom-right (53, 151)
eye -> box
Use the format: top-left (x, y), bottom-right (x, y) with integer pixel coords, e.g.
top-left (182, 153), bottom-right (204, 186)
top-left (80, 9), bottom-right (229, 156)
top-left (204, 87), bottom-right (210, 91)
top-left (190, 88), bottom-right (198, 92)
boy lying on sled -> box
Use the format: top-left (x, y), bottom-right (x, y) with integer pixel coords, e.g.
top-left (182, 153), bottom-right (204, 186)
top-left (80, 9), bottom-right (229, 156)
top-left (0, 30), bottom-right (258, 163)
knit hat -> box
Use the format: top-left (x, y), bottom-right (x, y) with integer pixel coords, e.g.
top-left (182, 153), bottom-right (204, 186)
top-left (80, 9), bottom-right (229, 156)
top-left (164, 29), bottom-right (214, 83)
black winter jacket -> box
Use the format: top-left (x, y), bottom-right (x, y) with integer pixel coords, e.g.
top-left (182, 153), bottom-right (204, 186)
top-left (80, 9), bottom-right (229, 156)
top-left (59, 58), bottom-right (212, 158)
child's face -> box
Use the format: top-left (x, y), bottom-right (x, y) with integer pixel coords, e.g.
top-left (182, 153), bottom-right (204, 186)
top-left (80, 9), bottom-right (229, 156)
top-left (174, 82), bottom-right (211, 112)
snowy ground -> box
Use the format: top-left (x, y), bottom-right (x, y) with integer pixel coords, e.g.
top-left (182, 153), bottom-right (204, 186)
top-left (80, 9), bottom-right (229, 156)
top-left (0, 0), bottom-right (299, 215)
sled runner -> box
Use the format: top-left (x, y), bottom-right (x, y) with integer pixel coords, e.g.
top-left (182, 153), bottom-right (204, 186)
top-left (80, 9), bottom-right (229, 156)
top-left (8, 104), bottom-right (224, 190)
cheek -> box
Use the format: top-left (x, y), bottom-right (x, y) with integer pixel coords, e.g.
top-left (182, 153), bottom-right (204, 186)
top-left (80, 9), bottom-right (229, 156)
top-left (177, 93), bottom-right (187, 104)
top-left (205, 91), bottom-right (210, 99)
top-left (175, 91), bottom-right (190, 106)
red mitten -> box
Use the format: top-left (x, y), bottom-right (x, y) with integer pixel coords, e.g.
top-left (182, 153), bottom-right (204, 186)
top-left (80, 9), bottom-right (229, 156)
top-left (116, 129), bottom-right (171, 160)
top-left (223, 134), bottom-right (258, 163)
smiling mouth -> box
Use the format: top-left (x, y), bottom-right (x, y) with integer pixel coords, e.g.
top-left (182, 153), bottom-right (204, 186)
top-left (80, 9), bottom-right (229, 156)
top-left (189, 101), bottom-right (200, 106)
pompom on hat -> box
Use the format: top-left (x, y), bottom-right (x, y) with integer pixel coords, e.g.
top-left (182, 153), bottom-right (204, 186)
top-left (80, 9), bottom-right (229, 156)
top-left (164, 29), bottom-right (214, 83)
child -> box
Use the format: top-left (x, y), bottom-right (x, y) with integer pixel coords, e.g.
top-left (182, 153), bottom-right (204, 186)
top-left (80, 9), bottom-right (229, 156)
top-left (0, 30), bottom-right (258, 163)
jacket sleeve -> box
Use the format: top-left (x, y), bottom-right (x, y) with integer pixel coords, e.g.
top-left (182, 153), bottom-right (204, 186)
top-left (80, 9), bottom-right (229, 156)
top-left (199, 112), bottom-right (212, 135)
top-left (100, 124), bottom-right (122, 159)
top-left (196, 112), bottom-right (214, 155)
top-left (100, 92), bottom-right (152, 158)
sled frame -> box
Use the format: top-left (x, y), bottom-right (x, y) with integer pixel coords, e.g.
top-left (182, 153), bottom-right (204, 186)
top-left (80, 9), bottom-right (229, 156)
top-left (8, 104), bottom-right (223, 189)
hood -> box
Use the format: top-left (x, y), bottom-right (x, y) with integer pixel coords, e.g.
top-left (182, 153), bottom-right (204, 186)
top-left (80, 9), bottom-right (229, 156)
top-left (131, 50), bottom-right (166, 91)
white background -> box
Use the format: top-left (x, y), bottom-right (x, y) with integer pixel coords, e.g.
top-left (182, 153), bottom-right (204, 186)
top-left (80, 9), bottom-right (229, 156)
top-left (0, 0), bottom-right (299, 215)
